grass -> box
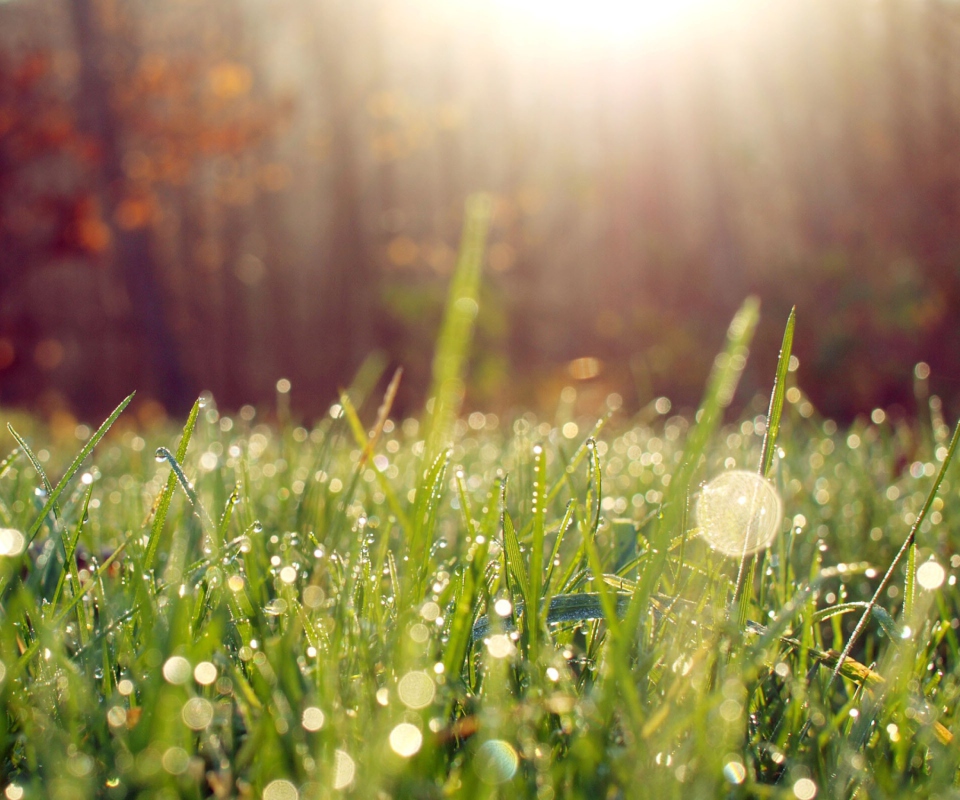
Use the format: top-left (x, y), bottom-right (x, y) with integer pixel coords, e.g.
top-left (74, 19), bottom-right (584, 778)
top-left (4, 212), bottom-right (960, 797)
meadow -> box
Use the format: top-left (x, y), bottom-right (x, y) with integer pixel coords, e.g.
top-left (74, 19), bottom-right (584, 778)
top-left (1, 316), bottom-right (958, 799)
top-left (3, 226), bottom-right (960, 799)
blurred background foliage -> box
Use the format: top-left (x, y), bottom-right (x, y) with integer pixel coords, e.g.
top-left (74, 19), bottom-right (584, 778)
top-left (1, 0), bottom-right (959, 424)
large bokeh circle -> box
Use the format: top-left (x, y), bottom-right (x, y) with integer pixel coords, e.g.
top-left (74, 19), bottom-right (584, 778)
top-left (696, 470), bottom-right (783, 557)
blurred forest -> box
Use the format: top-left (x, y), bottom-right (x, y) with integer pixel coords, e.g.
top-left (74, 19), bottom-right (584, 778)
top-left (2, 0), bottom-right (960, 424)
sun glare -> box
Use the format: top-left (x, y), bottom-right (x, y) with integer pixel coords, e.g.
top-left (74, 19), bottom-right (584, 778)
top-left (487, 0), bottom-right (746, 49)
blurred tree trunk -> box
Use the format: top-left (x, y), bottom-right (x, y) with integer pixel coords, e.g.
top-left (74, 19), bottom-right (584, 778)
top-left (67, 0), bottom-right (192, 412)
top-left (312, 0), bottom-right (377, 389)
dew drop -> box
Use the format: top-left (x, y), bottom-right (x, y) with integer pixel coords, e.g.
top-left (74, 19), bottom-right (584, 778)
top-left (264, 598), bottom-right (288, 616)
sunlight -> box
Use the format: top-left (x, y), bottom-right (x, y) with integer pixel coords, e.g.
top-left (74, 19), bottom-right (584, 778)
top-left (487, 0), bottom-right (750, 49)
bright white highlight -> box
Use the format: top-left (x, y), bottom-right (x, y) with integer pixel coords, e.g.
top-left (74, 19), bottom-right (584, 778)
top-left (332, 750), bottom-right (356, 789)
top-left (0, 529), bottom-right (25, 557)
top-left (486, 0), bottom-right (747, 48)
top-left (917, 560), bottom-right (946, 591)
top-left (696, 470), bottom-right (783, 557)
top-left (389, 722), bottom-right (424, 757)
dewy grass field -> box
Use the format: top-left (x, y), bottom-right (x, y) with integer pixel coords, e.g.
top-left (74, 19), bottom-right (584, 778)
top-left (4, 203), bottom-right (960, 798)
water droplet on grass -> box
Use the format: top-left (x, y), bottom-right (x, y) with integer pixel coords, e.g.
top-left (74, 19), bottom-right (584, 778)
top-left (265, 598), bottom-right (288, 616)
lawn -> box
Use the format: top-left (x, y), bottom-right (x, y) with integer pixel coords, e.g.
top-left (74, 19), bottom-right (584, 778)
top-left (2, 296), bottom-right (960, 799)
top-left (3, 206), bottom-right (960, 799)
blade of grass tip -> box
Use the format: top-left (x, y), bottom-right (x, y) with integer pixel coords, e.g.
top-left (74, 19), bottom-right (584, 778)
top-left (0, 446), bottom-right (20, 481)
top-left (545, 438), bottom-right (606, 598)
top-left (625, 298), bottom-right (759, 638)
top-left (143, 397), bottom-right (201, 572)
top-left (153, 446), bottom-right (215, 534)
top-left (6, 427), bottom-right (59, 521)
top-left (544, 413), bottom-right (613, 507)
top-left (543, 500), bottom-right (577, 596)
top-left (2, 392), bottom-right (134, 610)
top-left (339, 390), bottom-right (411, 534)
top-left (217, 485), bottom-right (240, 548)
top-left (339, 390), bottom-right (370, 453)
top-left (820, 414), bottom-right (960, 715)
top-left (6, 426), bottom-right (70, 593)
top-left (423, 192), bottom-right (492, 464)
top-left (734, 306), bottom-right (795, 620)
top-left (759, 307), bottom-right (796, 480)
top-left (361, 366), bottom-right (402, 468)
top-left (342, 350), bottom-right (389, 411)
top-left (454, 467), bottom-right (476, 535)
top-left (403, 448), bottom-right (450, 606)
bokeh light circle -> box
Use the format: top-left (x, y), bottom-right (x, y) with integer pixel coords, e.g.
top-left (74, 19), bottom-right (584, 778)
top-left (0, 528), bottom-right (25, 557)
top-left (696, 470), bottom-right (783, 557)
top-left (301, 706), bottom-right (325, 731)
top-left (181, 697), bottom-right (214, 730)
top-left (397, 671), bottom-right (435, 709)
top-left (389, 722), bottom-right (423, 757)
top-left (474, 740), bottom-right (519, 785)
top-left (917, 560), bottom-right (946, 591)
top-left (332, 750), bottom-right (355, 789)
top-left (162, 656), bottom-right (192, 685)
top-left (263, 779), bottom-right (299, 800)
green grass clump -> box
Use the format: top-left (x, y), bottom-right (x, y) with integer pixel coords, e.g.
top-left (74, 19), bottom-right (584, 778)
top-left (4, 205), bottom-right (960, 796)
top-left (2, 319), bottom-right (960, 799)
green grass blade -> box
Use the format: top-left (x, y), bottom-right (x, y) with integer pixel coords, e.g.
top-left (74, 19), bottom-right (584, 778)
top-left (403, 448), bottom-right (451, 606)
top-left (19, 392), bottom-right (134, 543)
top-left (823, 413), bottom-right (960, 701)
top-left (543, 500), bottom-right (576, 596)
top-left (736, 305), bottom-right (792, 636)
top-left (758, 306), bottom-right (795, 479)
top-left (6, 426), bottom-right (58, 521)
top-left (544, 413), bottom-right (612, 507)
top-left (423, 193), bottom-right (492, 463)
top-left (904, 541), bottom-right (917, 621)
top-left (528, 443), bottom-right (548, 650)
top-left (502, 507), bottom-right (530, 616)
top-left (143, 396), bottom-right (201, 572)
top-left (625, 298), bottom-right (760, 637)
top-left (0, 446), bottom-right (20, 481)
top-left (48, 483), bottom-right (93, 640)
top-left (153, 446), bottom-right (215, 534)
top-left (338, 390), bottom-right (411, 533)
